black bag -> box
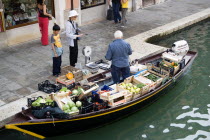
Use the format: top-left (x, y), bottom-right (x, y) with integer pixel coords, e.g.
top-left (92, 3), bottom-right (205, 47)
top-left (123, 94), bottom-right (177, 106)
top-left (107, 5), bottom-right (114, 20)
top-left (32, 107), bottom-right (70, 119)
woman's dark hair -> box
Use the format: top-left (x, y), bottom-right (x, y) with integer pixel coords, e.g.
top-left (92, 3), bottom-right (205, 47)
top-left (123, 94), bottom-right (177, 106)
top-left (53, 24), bottom-right (60, 31)
top-left (37, 0), bottom-right (44, 5)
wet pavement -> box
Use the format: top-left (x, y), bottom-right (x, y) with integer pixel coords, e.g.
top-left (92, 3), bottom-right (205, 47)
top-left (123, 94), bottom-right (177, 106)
top-left (0, 0), bottom-right (210, 106)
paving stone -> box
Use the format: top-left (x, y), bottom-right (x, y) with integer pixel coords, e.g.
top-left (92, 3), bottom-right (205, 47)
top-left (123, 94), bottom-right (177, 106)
top-left (15, 87), bottom-right (32, 96)
top-left (0, 100), bottom-right (6, 106)
top-left (5, 82), bottom-right (22, 91)
top-left (0, 91), bottom-right (20, 103)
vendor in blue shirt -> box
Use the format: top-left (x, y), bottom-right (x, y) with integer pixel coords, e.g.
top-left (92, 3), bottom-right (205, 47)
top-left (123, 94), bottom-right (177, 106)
top-left (105, 30), bottom-right (132, 84)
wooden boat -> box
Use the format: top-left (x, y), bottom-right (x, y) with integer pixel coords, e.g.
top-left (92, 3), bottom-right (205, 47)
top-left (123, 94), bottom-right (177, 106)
top-left (2, 50), bottom-right (197, 139)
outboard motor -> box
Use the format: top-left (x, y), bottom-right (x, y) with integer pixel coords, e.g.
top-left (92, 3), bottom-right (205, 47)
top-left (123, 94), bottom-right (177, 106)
top-left (162, 40), bottom-right (189, 70)
top-left (172, 40), bottom-right (189, 57)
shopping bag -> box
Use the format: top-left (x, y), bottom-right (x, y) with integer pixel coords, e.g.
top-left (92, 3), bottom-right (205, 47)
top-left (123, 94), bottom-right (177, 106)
top-left (106, 5), bottom-right (114, 20)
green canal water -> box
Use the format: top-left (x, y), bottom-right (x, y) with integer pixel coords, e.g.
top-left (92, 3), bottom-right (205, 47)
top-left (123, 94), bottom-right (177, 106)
top-left (2, 19), bottom-right (210, 140)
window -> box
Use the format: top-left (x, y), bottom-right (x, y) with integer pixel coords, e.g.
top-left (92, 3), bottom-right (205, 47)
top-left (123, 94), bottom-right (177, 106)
top-left (2, 0), bottom-right (54, 30)
top-left (81, 0), bottom-right (106, 9)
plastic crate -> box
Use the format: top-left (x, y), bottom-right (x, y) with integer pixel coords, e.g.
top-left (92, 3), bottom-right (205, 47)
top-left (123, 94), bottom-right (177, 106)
top-left (27, 96), bottom-right (57, 110)
top-left (38, 80), bottom-right (62, 94)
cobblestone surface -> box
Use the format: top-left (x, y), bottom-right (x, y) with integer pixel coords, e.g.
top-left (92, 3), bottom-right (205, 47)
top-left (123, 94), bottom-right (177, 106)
top-left (0, 0), bottom-right (210, 106)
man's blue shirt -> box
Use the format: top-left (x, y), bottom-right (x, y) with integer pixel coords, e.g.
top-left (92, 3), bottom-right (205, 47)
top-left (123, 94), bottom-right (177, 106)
top-left (105, 39), bottom-right (132, 68)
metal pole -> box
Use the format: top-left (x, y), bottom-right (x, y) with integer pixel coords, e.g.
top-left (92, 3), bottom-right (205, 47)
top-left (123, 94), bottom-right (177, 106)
top-left (71, 0), bottom-right (74, 10)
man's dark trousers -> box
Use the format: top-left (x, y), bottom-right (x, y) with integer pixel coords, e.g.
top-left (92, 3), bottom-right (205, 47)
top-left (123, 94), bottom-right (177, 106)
top-left (112, 2), bottom-right (121, 23)
top-left (111, 65), bottom-right (130, 84)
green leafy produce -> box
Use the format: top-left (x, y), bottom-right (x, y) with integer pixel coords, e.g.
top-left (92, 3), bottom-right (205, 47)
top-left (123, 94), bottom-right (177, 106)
top-left (67, 101), bottom-right (75, 108)
top-left (77, 87), bottom-right (84, 95)
top-left (72, 89), bottom-right (79, 95)
top-left (76, 101), bottom-right (82, 107)
top-left (62, 104), bottom-right (69, 111)
top-left (60, 87), bottom-right (68, 92)
top-left (145, 74), bottom-right (160, 82)
top-left (136, 83), bottom-right (146, 88)
top-left (31, 97), bottom-right (46, 107)
top-left (45, 99), bottom-right (54, 106)
top-left (71, 106), bottom-right (78, 111)
top-left (64, 109), bottom-right (71, 113)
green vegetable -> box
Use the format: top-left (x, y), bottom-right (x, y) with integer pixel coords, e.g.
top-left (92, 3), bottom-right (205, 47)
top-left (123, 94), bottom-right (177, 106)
top-left (145, 74), bottom-right (160, 82)
top-left (64, 109), bottom-right (71, 113)
top-left (76, 101), bottom-right (82, 107)
top-left (136, 83), bottom-right (146, 88)
top-left (72, 89), bottom-right (79, 95)
top-left (45, 99), bottom-right (54, 106)
top-left (60, 87), bottom-right (68, 92)
top-left (31, 97), bottom-right (46, 107)
top-left (62, 104), bottom-right (69, 111)
top-left (67, 101), bottom-right (75, 108)
top-left (77, 87), bottom-right (84, 95)
top-left (71, 106), bottom-right (78, 111)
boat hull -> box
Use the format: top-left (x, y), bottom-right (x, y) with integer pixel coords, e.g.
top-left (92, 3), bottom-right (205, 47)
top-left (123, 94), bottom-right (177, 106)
top-left (5, 51), bottom-right (197, 139)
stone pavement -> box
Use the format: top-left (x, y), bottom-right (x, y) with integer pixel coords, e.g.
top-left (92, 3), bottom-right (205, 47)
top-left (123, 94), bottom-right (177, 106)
top-left (0, 0), bottom-right (210, 107)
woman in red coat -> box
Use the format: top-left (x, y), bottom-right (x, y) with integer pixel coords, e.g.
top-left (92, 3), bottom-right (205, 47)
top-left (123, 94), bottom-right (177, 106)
top-left (37, 0), bottom-right (52, 46)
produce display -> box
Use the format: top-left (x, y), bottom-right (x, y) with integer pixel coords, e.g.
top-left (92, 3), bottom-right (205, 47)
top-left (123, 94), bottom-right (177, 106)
top-left (145, 73), bottom-right (160, 82)
top-left (171, 62), bottom-right (178, 66)
top-left (72, 87), bottom-right (84, 96)
top-left (31, 97), bottom-right (54, 107)
top-left (58, 87), bottom-right (71, 95)
top-left (118, 83), bottom-right (141, 94)
top-left (136, 83), bottom-right (146, 88)
top-left (32, 60), bottom-right (170, 119)
top-left (62, 100), bottom-right (82, 114)
top-left (66, 72), bottom-right (74, 80)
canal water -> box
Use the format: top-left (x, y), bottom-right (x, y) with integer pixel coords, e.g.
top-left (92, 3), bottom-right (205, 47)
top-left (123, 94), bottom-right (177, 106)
top-left (1, 19), bottom-right (210, 140)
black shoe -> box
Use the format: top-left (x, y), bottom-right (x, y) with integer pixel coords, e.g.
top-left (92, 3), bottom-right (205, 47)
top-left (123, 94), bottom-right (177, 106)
top-left (53, 74), bottom-right (59, 77)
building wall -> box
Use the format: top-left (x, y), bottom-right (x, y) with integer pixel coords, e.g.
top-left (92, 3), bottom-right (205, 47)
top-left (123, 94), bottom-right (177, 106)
top-left (81, 4), bottom-right (107, 25)
top-left (0, 0), bottom-right (168, 48)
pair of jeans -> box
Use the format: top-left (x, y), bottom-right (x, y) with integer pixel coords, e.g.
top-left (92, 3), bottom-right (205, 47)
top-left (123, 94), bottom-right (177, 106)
top-left (111, 65), bottom-right (130, 84)
top-left (112, 2), bottom-right (121, 23)
top-left (121, 8), bottom-right (128, 26)
top-left (38, 17), bottom-right (49, 45)
top-left (53, 55), bottom-right (62, 75)
top-left (69, 39), bottom-right (78, 67)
